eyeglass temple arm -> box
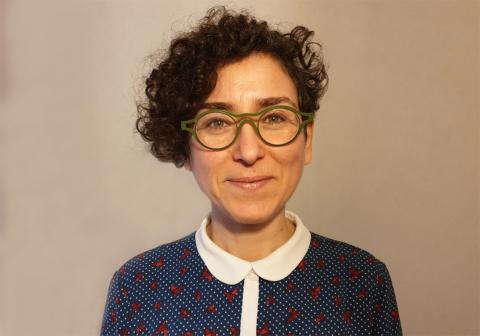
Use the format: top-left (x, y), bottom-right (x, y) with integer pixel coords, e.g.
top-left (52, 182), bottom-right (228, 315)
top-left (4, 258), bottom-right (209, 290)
top-left (181, 120), bottom-right (194, 133)
top-left (299, 111), bottom-right (314, 126)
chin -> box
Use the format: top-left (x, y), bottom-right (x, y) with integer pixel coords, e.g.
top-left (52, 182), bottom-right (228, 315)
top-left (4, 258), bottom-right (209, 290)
top-left (221, 202), bottom-right (283, 225)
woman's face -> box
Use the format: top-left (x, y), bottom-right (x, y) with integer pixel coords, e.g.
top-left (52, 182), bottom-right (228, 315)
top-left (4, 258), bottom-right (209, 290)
top-left (185, 53), bottom-right (314, 225)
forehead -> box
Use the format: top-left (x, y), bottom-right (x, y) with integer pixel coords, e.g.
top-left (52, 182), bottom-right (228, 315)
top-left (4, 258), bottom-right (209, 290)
top-left (205, 53), bottom-right (298, 110)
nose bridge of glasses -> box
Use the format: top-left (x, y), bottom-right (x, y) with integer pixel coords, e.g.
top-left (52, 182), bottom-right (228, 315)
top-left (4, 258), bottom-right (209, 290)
top-left (234, 108), bottom-right (267, 128)
top-left (235, 118), bottom-right (261, 141)
top-left (237, 116), bottom-right (258, 127)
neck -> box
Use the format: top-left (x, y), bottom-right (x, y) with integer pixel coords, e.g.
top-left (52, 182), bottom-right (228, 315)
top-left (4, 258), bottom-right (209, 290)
top-left (206, 209), bottom-right (296, 262)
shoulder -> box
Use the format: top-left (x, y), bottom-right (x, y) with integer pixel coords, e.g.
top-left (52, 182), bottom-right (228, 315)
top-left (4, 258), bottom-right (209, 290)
top-left (112, 231), bottom-right (197, 282)
top-left (306, 233), bottom-right (402, 332)
top-left (308, 232), bottom-right (390, 282)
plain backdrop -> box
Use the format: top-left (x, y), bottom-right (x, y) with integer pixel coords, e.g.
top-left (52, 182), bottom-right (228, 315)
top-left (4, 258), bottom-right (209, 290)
top-left (0, 0), bottom-right (478, 335)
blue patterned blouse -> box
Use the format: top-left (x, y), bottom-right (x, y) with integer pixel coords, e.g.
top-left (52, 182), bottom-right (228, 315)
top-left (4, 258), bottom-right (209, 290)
top-left (100, 211), bottom-right (402, 335)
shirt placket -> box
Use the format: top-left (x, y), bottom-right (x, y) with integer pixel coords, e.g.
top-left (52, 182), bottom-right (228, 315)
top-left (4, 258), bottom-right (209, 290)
top-left (240, 268), bottom-right (260, 335)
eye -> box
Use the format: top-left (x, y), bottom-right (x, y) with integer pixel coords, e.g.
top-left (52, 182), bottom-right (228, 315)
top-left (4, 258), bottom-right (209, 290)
top-left (196, 112), bottom-right (235, 131)
top-left (206, 118), bottom-right (229, 128)
top-left (263, 113), bottom-right (286, 124)
top-left (259, 108), bottom-right (299, 130)
top-left (261, 109), bottom-right (292, 124)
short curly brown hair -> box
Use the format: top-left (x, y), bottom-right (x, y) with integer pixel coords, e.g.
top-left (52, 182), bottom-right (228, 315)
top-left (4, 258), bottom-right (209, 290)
top-left (136, 6), bottom-right (328, 167)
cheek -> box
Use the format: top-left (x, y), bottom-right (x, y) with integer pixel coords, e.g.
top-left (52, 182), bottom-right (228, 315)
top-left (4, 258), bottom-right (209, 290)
top-left (276, 145), bottom-right (307, 182)
top-left (190, 152), bottom-right (222, 194)
top-left (279, 136), bottom-right (306, 161)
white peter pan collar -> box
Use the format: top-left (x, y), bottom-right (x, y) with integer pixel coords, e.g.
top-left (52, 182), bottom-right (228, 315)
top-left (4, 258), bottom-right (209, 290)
top-left (195, 210), bottom-right (311, 285)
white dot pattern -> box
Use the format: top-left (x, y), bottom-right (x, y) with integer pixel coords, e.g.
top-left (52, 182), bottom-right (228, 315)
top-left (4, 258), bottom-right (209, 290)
top-left (257, 233), bottom-right (402, 335)
top-left (100, 232), bottom-right (402, 335)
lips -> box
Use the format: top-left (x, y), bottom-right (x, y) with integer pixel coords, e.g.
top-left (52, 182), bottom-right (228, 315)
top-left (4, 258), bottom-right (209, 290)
top-left (228, 176), bottom-right (272, 183)
top-left (227, 176), bottom-right (273, 190)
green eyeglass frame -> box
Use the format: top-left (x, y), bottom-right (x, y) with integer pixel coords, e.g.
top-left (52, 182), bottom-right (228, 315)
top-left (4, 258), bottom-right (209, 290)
top-left (180, 105), bottom-right (314, 151)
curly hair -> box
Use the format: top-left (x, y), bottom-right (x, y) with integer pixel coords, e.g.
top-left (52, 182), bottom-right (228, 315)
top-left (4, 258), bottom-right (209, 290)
top-left (136, 6), bottom-right (328, 167)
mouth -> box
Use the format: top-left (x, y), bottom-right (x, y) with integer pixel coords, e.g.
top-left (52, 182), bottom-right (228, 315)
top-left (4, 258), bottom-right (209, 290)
top-left (227, 176), bottom-right (273, 190)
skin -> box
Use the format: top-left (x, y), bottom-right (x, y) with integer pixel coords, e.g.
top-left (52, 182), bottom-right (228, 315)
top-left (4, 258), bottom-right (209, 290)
top-left (184, 52), bottom-right (314, 261)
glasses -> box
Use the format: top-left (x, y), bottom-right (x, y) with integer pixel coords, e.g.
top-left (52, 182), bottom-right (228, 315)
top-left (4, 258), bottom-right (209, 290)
top-left (180, 105), bottom-right (314, 150)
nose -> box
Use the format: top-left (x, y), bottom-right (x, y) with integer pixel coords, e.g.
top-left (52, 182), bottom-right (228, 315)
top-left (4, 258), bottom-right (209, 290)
top-left (231, 120), bottom-right (265, 165)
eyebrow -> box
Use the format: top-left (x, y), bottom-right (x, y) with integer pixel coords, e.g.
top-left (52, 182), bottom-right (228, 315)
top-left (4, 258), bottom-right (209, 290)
top-left (199, 96), bottom-right (298, 111)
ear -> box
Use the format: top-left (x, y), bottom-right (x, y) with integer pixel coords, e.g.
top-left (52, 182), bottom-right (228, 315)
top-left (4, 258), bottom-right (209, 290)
top-left (304, 122), bottom-right (314, 165)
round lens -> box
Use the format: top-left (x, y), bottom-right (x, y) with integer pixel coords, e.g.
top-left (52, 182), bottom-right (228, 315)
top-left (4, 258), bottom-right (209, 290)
top-left (195, 112), bottom-right (237, 149)
top-left (258, 107), bottom-right (300, 145)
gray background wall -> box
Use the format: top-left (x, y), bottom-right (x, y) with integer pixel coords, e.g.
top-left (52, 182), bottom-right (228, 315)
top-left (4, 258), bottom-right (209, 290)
top-left (0, 0), bottom-right (478, 335)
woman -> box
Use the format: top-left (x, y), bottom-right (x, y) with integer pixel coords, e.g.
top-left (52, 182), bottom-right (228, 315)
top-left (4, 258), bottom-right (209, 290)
top-left (100, 7), bottom-right (402, 335)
